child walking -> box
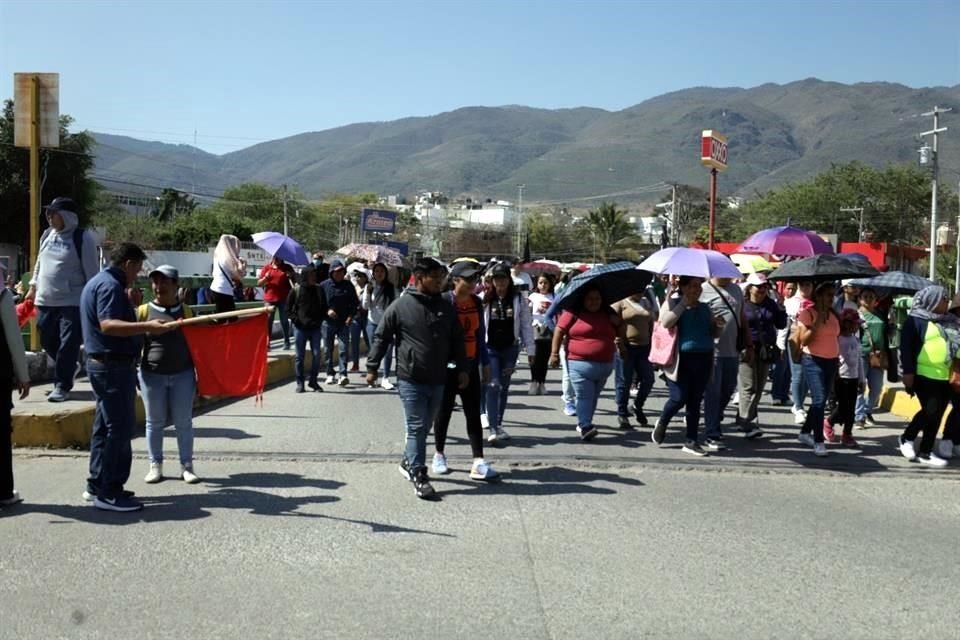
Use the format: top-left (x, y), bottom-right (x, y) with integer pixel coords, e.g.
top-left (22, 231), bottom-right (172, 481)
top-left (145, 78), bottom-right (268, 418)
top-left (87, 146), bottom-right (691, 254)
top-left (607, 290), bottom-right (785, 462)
top-left (824, 309), bottom-right (864, 447)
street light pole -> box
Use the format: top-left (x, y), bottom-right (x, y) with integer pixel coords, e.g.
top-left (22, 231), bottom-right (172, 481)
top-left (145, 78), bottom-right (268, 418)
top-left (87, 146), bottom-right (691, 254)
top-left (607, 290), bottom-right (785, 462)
top-left (282, 184), bottom-right (289, 236)
top-left (920, 106), bottom-right (950, 282)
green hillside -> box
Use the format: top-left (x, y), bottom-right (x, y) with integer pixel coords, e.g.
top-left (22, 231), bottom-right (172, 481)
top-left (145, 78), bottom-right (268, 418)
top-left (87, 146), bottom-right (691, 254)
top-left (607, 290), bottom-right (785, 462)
top-left (90, 79), bottom-right (960, 204)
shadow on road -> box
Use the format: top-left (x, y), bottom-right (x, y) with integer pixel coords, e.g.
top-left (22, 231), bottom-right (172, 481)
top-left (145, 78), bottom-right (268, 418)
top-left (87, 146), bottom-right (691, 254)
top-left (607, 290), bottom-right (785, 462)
top-left (435, 464), bottom-right (643, 497)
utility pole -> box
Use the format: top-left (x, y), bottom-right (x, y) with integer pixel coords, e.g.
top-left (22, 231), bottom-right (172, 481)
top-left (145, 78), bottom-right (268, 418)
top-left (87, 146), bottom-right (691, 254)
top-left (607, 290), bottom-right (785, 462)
top-left (919, 106), bottom-right (950, 282)
top-left (671, 184), bottom-right (678, 246)
top-left (516, 183), bottom-right (525, 256)
top-left (281, 184), bottom-right (289, 236)
top-left (955, 180), bottom-right (960, 294)
top-left (840, 206), bottom-right (865, 241)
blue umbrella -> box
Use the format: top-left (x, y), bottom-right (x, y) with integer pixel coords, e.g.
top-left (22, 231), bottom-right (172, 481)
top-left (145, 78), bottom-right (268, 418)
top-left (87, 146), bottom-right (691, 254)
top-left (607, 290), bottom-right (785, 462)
top-left (251, 231), bottom-right (310, 266)
top-left (544, 262), bottom-right (652, 328)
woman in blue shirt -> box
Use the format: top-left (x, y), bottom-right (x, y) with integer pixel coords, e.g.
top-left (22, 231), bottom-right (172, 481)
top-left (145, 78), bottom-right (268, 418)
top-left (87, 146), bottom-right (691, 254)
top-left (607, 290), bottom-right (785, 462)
top-left (652, 276), bottom-right (723, 456)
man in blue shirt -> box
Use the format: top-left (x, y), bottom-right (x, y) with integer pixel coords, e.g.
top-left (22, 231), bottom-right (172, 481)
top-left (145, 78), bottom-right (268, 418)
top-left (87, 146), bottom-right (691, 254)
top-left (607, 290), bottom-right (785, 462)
top-left (81, 243), bottom-right (173, 512)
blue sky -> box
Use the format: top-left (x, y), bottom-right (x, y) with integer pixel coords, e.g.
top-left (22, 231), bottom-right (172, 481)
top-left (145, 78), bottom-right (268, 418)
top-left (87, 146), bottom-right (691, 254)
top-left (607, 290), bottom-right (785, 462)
top-left (2, 0), bottom-right (958, 154)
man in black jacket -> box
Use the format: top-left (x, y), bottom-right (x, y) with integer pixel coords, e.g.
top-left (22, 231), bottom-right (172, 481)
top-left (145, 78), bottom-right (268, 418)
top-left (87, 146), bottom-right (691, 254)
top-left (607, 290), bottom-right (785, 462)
top-left (287, 265), bottom-right (327, 393)
top-left (320, 258), bottom-right (359, 387)
top-left (367, 257), bottom-right (467, 499)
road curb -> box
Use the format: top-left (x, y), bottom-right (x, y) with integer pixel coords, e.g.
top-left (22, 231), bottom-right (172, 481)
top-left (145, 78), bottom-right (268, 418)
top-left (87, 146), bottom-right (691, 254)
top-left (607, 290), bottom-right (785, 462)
top-left (12, 353), bottom-right (299, 448)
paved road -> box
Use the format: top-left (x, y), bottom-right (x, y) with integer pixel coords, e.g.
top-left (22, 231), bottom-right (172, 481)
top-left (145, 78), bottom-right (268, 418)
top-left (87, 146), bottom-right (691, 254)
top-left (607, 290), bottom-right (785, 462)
top-left (3, 364), bottom-right (960, 639)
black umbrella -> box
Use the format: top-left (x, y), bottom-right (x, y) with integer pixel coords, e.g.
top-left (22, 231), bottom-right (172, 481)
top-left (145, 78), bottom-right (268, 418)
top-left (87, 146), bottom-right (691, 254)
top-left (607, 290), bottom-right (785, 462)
top-left (544, 262), bottom-right (652, 326)
top-left (767, 254), bottom-right (880, 283)
top-left (846, 270), bottom-right (935, 295)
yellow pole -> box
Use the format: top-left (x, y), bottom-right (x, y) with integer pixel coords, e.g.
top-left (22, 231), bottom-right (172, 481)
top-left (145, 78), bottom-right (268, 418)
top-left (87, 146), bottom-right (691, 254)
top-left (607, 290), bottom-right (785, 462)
top-left (29, 75), bottom-right (40, 352)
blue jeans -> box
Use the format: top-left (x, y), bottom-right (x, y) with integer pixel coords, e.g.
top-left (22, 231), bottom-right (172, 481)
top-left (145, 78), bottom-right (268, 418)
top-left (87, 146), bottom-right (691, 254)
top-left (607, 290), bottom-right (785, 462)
top-left (661, 351), bottom-right (713, 441)
top-left (323, 321), bottom-right (349, 376)
top-left (771, 348), bottom-right (792, 402)
top-left (139, 368), bottom-right (196, 465)
top-left (397, 380), bottom-right (445, 473)
top-left (703, 356), bottom-right (739, 439)
top-left (855, 358), bottom-right (885, 421)
top-left (485, 344), bottom-right (520, 429)
top-left (36, 305), bottom-right (83, 391)
top-left (366, 320), bottom-right (392, 378)
top-left (614, 344), bottom-right (654, 417)
top-left (560, 345), bottom-right (576, 407)
top-left (294, 325), bottom-right (324, 384)
top-left (86, 359), bottom-right (138, 499)
top-left (790, 354), bottom-right (808, 412)
top-left (349, 314), bottom-right (368, 365)
top-left (567, 358), bottom-right (614, 429)
top-left (267, 302), bottom-right (291, 347)
top-left (800, 355), bottom-right (838, 443)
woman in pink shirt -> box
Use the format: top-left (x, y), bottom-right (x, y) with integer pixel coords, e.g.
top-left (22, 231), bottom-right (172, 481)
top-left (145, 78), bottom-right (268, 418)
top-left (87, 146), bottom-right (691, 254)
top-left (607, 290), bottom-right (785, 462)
top-left (795, 281), bottom-right (840, 457)
top-left (549, 285), bottom-right (626, 441)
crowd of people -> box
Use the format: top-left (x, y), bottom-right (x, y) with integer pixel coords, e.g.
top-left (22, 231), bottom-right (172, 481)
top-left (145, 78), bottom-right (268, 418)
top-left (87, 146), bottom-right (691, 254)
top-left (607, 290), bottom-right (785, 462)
top-left (3, 199), bottom-right (960, 508)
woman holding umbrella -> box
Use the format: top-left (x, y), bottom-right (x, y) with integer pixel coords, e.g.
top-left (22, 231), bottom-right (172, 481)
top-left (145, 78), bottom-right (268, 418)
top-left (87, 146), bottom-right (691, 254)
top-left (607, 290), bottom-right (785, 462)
top-left (549, 284), bottom-right (625, 441)
top-left (795, 282), bottom-right (840, 457)
top-left (257, 255), bottom-right (294, 350)
top-left (652, 276), bottom-right (723, 456)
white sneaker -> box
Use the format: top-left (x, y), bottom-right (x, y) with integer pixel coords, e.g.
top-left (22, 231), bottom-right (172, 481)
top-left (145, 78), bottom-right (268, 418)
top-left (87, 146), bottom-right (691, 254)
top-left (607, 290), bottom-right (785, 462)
top-left (937, 439), bottom-right (954, 459)
top-left (792, 407), bottom-right (807, 425)
top-left (813, 443), bottom-right (828, 457)
top-left (528, 382), bottom-right (538, 395)
top-left (898, 437), bottom-right (917, 461)
top-left (480, 413), bottom-right (490, 429)
top-left (181, 465), bottom-right (200, 484)
top-left (338, 375), bottom-right (349, 387)
top-left (431, 452), bottom-right (449, 475)
top-left (470, 459), bottom-right (500, 480)
top-left (144, 463), bottom-right (163, 484)
top-left (324, 375), bottom-right (336, 385)
top-left (798, 433), bottom-right (815, 447)
top-left (919, 452), bottom-right (948, 468)
top-left (486, 429), bottom-right (499, 444)
top-left (537, 382), bottom-right (546, 395)
top-left (380, 378), bottom-right (395, 391)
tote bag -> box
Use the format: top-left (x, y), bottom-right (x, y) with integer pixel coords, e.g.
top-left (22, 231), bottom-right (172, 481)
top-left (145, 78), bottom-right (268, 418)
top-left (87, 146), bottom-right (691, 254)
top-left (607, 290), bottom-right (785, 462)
top-left (649, 321), bottom-right (678, 367)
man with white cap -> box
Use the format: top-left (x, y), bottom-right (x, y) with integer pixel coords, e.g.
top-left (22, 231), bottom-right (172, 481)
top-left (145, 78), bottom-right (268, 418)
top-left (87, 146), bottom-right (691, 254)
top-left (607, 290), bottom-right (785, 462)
top-left (24, 197), bottom-right (99, 402)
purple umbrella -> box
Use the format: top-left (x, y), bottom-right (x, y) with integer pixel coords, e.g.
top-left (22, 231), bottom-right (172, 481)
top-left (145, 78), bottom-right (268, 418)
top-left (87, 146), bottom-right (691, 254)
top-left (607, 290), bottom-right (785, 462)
top-left (638, 247), bottom-right (742, 279)
top-left (736, 225), bottom-right (834, 257)
top-left (251, 232), bottom-right (310, 266)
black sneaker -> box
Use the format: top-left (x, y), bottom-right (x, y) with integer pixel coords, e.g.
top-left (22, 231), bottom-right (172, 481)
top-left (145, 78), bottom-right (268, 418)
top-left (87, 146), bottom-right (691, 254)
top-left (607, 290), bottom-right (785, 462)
top-left (83, 489), bottom-right (135, 502)
top-left (93, 495), bottom-right (144, 512)
top-left (295, 382), bottom-right (306, 393)
top-left (413, 470), bottom-right (436, 499)
top-left (633, 408), bottom-right (649, 427)
top-left (744, 425), bottom-right (764, 439)
top-left (577, 425), bottom-right (599, 441)
top-left (703, 437), bottom-right (726, 452)
top-left (398, 459), bottom-right (414, 482)
top-left (682, 440), bottom-right (709, 457)
top-left (652, 419), bottom-right (668, 445)
top-left (307, 380), bottom-right (322, 392)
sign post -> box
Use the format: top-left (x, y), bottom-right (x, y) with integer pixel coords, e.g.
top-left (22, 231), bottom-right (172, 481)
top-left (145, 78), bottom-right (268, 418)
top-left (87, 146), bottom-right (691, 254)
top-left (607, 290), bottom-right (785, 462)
top-left (14, 73), bottom-right (59, 351)
top-left (700, 130), bottom-right (728, 250)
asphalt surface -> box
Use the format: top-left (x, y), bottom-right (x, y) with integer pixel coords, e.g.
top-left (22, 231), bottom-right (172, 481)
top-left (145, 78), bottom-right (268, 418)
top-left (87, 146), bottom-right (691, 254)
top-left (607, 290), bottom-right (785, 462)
top-left (3, 362), bottom-right (960, 639)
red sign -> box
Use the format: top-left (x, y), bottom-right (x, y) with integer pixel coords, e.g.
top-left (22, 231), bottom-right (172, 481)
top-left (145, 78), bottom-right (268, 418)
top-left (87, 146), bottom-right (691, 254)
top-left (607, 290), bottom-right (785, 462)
top-left (701, 130), bottom-right (728, 171)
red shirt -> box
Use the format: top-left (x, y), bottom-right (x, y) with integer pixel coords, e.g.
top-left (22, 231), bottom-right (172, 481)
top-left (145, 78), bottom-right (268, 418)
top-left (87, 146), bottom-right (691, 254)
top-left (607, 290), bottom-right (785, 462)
top-left (558, 309), bottom-right (617, 363)
top-left (258, 263), bottom-right (292, 303)
top-left (455, 297), bottom-right (481, 361)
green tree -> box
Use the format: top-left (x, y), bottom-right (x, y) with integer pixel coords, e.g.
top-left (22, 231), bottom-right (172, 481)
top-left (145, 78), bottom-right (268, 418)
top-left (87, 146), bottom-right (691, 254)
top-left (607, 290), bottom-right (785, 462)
top-left (0, 99), bottom-right (97, 264)
top-left (151, 188), bottom-right (197, 222)
top-left (582, 201), bottom-right (635, 263)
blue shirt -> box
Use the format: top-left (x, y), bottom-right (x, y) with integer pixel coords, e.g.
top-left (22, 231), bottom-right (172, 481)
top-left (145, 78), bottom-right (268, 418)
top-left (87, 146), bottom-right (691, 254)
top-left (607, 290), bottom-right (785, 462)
top-left (80, 267), bottom-right (141, 356)
top-left (678, 302), bottom-right (714, 353)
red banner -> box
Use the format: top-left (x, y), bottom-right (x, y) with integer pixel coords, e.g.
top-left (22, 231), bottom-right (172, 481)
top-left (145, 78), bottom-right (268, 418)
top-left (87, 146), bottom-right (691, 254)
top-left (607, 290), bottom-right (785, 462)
top-left (181, 315), bottom-right (268, 398)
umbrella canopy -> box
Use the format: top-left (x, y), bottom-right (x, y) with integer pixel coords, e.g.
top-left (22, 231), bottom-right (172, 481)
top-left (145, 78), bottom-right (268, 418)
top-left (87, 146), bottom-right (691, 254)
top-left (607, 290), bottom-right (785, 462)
top-left (251, 231), bottom-right (310, 266)
top-left (767, 254), bottom-right (880, 283)
top-left (730, 253), bottom-right (775, 274)
top-left (523, 259), bottom-right (563, 273)
top-left (638, 247), bottom-right (741, 279)
top-left (336, 243), bottom-right (404, 267)
top-left (846, 271), bottom-right (935, 295)
top-left (736, 225), bottom-right (834, 257)
top-left (545, 261), bottom-right (653, 326)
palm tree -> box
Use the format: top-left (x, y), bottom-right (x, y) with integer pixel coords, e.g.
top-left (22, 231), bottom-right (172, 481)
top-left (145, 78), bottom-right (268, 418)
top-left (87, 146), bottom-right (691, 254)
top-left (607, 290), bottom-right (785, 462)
top-left (583, 201), bottom-right (635, 263)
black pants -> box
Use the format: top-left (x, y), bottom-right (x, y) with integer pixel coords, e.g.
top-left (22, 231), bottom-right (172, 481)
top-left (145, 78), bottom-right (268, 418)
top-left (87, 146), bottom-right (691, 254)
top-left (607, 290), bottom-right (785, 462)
top-left (944, 395), bottom-right (960, 442)
top-left (211, 291), bottom-right (236, 313)
top-left (531, 338), bottom-right (551, 384)
top-left (433, 365), bottom-right (484, 458)
top-left (903, 375), bottom-right (951, 455)
top-left (0, 380), bottom-right (13, 500)
top-left (827, 378), bottom-right (859, 436)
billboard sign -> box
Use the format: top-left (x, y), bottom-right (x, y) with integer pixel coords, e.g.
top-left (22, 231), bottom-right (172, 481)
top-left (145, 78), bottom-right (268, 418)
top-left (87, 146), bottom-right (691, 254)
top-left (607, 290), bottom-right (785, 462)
top-left (700, 130), bottom-right (728, 172)
top-left (379, 240), bottom-right (408, 256)
top-left (14, 73), bottom-right (60, 148)
top-left (361, 208), bottom-right (397, 233)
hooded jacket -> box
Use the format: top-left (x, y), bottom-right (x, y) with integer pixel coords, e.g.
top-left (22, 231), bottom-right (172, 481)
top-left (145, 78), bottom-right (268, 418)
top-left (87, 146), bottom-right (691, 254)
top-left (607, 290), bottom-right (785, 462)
top-left (30, 210), bottom-right (99, 307)
top-left (367, 286), bottom-right (467, 385)
top-left (320, 260), bottom-right (359, 327)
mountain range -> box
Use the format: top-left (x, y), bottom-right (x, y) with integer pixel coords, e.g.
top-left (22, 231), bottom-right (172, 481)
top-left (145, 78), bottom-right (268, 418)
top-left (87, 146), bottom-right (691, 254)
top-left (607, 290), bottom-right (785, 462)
top-left (90, 78), bottom-right (960, 206)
